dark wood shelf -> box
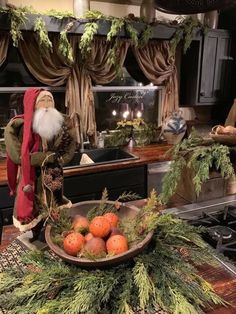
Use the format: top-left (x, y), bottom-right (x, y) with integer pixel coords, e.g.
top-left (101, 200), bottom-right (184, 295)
top-left (0, 12), bottom-right (177, 39)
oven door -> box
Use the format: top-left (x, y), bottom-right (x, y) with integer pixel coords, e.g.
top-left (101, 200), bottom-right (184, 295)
top-left (147, 161), bottom-right (171, 195)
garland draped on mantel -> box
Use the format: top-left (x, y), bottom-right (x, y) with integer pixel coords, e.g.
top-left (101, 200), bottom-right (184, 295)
top-left (132, 40), bottom-right (178, 122)
top-left (0, 31), bottom-right (9, 67)
top-left (1, 11), bottom-right (181, 142)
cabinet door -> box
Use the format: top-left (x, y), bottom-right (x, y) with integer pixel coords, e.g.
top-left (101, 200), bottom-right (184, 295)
top-left (199, 30), bottom-right (234, 104)
top-left (64, 166), bottom-right (147, 201)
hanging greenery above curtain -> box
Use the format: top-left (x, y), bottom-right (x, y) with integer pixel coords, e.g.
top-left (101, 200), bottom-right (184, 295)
top-left (0, 6), bottom-right (207, 139)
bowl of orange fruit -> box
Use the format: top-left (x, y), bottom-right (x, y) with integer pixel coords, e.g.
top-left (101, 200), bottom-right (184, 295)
top-left (45, 200), bottom-right (154, 267)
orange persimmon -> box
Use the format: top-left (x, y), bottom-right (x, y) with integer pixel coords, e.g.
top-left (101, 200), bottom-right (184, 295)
top-left (63, 232), bottom-right (85, 256)
top-left (103, 212), bottom-right (119, 228)
top-left (106, 235), bottom-right (128, 255)
top-left (89, 216), bottom-right (111, 238)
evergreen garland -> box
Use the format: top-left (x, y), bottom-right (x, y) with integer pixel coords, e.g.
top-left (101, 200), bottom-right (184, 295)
top-left (79, 21), bottom-right (99, 58)
top-left (125, 22), bottom-right (139, 47)
top-left (59, 21), bottom-right (74, 64)
top-left (7, 7), bottom-right (29, 47)
top-left (170, 16), bottom-right (208, 55)
top-left (34, 17), bottom-right (52, 52)
top-left (138, 25), bottom-right (153, 48)
top-left (159, 132), bottom-right (235, 204)
top-left (0, 7), bottom-right (209, 69)
top-left (0, 211), bottom-right (227, 314)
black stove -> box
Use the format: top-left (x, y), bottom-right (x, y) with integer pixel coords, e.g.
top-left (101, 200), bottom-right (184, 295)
top-left (187, 205), bottom-right (236, 262)
top-left (164, 196), bottom-right (236, 274)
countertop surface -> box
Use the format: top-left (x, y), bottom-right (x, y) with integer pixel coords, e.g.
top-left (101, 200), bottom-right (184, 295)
top-left (0, 144), bottom-right (171, 186)
top-left (0, 199), bottom-right (236, 313)
top-left (128, 200), bottom-right (236, 314)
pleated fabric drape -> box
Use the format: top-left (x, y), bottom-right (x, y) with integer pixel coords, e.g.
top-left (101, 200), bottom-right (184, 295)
top-left (19, 34), bottom-right (129, 143)
top-left (132, 40), bottom-right (179, 122)
top-left (0, 31), bottom-right (9, 67)
top-left (76, 37), bottom-right (130, 141)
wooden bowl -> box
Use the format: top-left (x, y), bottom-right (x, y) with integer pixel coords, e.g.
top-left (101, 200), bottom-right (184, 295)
top-left (210, 133), bottom-right (236, 145)
top-left (45, 200), bottom-right (153, 268)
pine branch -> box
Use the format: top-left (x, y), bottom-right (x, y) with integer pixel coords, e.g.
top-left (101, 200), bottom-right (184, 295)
top-left (79, 21), bottom-right (98, 58)
top-left (59, 21), bottom-right (74, 64)
top-left (34, 17), bottom-right (52, 52)
top-left (8, 7), bottom-right (29, 47)
top-left (133, 261), bottom-right (155, 309)
top-left (139, 24), bottom-right (153, 48)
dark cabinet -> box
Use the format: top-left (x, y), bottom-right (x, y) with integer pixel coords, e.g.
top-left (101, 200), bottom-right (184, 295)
top-left (180, 29), bottom-right (236, 106)
top-left (64, 166), bottom-right (147, 203)
top-left (0, 185), bottom-right (14, 226)
top-left (0, 165), bottom-right (147, 234)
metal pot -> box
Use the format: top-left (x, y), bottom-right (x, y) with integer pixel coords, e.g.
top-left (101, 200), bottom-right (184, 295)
top-left (204, 10), bottom-right (219, 29)
top-left (140, 0), bottom-right (156, 23)
top-left (73, 0), bottom-right (90, 18)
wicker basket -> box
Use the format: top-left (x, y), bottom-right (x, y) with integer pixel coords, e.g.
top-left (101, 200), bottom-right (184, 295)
top-left (210, 125), bottom-right (236, 145)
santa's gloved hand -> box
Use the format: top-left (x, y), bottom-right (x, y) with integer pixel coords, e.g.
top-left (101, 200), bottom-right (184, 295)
top-left (30, 151), bottom-right (56, 167)
top-left (23, 184), bottom-right (33, 193)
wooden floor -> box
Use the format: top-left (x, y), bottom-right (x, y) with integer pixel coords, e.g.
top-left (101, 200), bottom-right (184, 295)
top-left (0, 225), bottom-right (21, 252)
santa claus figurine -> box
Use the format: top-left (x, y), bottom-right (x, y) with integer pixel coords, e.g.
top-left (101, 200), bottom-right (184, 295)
top-left (4, 88), bottom-right (76, 240)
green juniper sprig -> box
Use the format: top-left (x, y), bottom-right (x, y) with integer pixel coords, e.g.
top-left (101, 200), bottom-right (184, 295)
top-left (139, 24), bottom-right (153, 48)
top-left (79, 21), bottom-right (99, 58)
top-left (159, 132), bottom-right (235, 204)
top-left (0, 212), bottom-right (227, 314)
top-left (8, 7), bottom-right (29, 47)
top-left (34, 16), bottom-right (52, 52)
top-left (59, 21), bottom-right (74, 64)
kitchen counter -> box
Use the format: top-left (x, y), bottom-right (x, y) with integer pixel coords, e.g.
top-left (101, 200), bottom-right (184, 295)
top-left (0, 200), bottom-right (236, 313)
top-left (127, 199), bottom-right (236, 314)
top-left (0, 144), bottom-right (171, 186)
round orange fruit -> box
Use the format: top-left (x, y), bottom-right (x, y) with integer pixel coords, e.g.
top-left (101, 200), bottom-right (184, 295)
top-left (72, 216), bottom-right (90, 233)
top-left (89, 216), bottom-right (111, 238)
top-left (63, 232), bottom-right (85, 256)
top-left (103, 212), bottom-right (119, 228)
top-left (106, 235), bottom-right (128, 255)
top-left (83, 237), bottom-right (107, 256)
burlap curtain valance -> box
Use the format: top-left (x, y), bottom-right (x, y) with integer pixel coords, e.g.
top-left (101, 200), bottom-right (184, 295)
top-left (19, 34), bottom-right (129, 144)
top-left (0, 31), bottom-right (9, 67)
top-left (132, 40), bottom-right (179, 123)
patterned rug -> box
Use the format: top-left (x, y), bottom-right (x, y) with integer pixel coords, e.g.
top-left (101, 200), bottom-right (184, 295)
top-left (0, 239), bottom-right (28, 273)
top-left (0, 239), bottom-right (28, 314)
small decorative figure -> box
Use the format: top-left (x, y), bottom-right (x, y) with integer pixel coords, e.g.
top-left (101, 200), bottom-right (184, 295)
top-left (4, 88), bottom-right (76, 240)
top-left (162, 110), bottom-right (187, 144)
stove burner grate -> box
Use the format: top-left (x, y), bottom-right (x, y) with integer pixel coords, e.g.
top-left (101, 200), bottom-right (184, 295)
top-left (211, 226), bottom-right (233, 240)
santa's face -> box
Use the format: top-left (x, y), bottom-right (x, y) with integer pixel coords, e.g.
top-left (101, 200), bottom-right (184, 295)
top-left (32, 97), bottom-right (64, 141)
top-left (35, 95), bottom-right (54, 110)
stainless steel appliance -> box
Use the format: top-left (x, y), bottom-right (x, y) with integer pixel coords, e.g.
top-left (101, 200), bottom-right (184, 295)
top-left (147, 161), bottom-right (171, 195)
top-left (164, 195), bottom-right (236, 275)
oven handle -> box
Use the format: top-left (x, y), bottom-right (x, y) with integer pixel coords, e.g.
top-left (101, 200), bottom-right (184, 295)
top-left (148, 161), bottom-right (171, 174)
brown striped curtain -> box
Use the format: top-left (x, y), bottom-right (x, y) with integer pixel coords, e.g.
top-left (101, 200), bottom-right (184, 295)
top-left (76, 37), bottom-right (130, 142)
top-left (0, 31), bottom-right (9, 67)
top-left (19, 33), bottom-right (82, 143)
top-left (19, 34), bottom-right (129, 144)
top-left (132, 40), bottom-right (179, 123)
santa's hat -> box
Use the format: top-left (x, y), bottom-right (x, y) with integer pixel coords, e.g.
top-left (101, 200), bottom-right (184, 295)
top-left (7, 88), bottom-right (45, 230)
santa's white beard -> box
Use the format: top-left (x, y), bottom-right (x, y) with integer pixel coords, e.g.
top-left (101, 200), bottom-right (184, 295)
top-left (32, 107), bottom-right (64, 141)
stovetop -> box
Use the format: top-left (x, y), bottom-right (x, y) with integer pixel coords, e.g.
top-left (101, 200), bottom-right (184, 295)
top-left (164, 195), bottom-right (236, 274)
